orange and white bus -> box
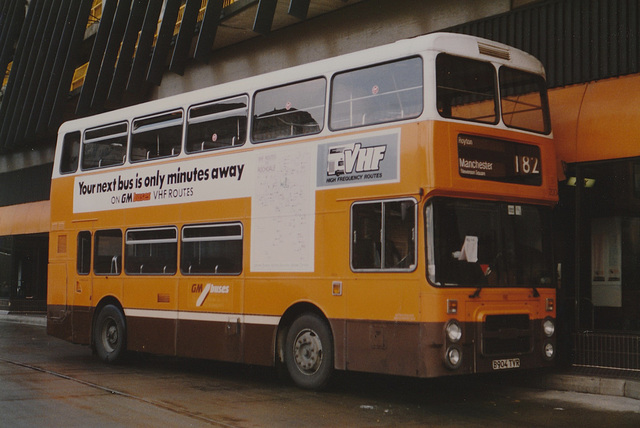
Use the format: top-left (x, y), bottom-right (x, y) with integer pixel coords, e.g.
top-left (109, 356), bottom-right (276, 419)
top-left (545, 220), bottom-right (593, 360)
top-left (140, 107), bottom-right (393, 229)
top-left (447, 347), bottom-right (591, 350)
top-left (47, 32), bottom-right (557, 389)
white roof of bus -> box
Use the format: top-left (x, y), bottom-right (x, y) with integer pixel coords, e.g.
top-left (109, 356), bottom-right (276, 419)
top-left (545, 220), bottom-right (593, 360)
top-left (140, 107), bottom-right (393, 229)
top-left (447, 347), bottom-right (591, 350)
top-left (59, 32), bottom-right (545, 135)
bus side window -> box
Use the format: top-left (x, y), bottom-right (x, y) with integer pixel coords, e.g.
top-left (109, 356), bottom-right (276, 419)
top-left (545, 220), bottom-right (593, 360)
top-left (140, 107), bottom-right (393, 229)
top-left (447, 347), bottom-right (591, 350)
top-left (330, 57), bottom-right (423, 131)
top-left (352, 202), bottom-right (383, 269)
top-left (77, 231), bottom-right (91, 275)
top-left (252, 78), bottom-right (326, 143)
top-left (181, 223), bottom-right (243, 275)
top-left (82, 122), bottom-right (128, 170)
top-left (60, 131), bottom-right (80, 174)
top-left (131, 110), bottom-right (182, 162)
top-left (125, 227), bottom-right (177, 275)
top-left (351, 199), bottom-right (416, 271)
top-left (94, 229), bottom-right (122, 275)
top-left (186, 95), bottom-right (248, 153)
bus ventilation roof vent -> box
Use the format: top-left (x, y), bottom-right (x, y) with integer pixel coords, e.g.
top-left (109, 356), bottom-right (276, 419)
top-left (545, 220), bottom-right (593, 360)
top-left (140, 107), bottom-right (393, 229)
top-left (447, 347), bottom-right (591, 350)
top-left (477, 42), bottom-right (510, 60)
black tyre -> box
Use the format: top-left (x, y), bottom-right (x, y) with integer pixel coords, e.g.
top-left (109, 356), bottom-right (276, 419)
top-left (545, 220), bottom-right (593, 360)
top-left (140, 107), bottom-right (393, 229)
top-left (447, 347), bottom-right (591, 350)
top-left (284, 313), bottom-right (334, 390)
top-left (93, 304), bottom-right (127, 363)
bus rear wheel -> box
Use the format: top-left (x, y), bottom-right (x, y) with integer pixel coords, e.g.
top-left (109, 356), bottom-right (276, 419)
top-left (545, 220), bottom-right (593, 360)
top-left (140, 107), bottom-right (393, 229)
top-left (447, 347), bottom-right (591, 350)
top-left (284, 313), bottom-right (334, 390)
top-left (93, 305), bottom-right (127, 363)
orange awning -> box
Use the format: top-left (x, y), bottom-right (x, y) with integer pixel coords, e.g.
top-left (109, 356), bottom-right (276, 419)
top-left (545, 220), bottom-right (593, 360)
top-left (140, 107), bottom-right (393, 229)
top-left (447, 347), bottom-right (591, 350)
top-left (0, 200), bottom-right (50, 236)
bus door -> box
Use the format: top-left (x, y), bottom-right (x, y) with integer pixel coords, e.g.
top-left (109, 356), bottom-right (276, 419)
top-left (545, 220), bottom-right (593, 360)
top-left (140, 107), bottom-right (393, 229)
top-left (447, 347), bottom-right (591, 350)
top-left (346, 199), bottom-right (421, 376)
top-left (176, 222), bottom-right (244, 362)
top-left (72, 230), bottom-right (93, 344)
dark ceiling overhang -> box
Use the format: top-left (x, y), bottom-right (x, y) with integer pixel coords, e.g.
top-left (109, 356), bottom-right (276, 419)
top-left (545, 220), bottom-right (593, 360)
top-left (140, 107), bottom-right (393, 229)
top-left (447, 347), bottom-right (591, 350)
top-left (0, 0), bottom-right (360, 152)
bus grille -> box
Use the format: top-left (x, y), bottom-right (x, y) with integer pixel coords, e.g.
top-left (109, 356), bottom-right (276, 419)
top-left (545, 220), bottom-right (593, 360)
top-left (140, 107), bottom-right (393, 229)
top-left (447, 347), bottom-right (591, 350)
top-left (481, 314), bottom-right (532, 356)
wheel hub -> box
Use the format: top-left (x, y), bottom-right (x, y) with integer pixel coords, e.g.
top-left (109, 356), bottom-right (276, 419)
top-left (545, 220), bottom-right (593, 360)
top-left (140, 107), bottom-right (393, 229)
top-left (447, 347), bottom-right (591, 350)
top-left (103, 320), bottom-right (119, 352)
top-left (293, 329), bottom-right (323, 374)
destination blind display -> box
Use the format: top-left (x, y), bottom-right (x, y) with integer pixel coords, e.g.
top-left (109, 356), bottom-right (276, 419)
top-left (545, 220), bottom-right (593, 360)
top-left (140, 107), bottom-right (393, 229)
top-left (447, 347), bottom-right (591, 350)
top-left (457, 134), bottom-right (542, 185)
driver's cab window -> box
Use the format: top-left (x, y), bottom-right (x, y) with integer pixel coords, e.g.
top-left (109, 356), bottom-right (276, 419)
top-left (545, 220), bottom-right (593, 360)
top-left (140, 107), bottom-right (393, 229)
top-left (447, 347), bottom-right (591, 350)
top-left (351, 199), bottom-right (416, 271)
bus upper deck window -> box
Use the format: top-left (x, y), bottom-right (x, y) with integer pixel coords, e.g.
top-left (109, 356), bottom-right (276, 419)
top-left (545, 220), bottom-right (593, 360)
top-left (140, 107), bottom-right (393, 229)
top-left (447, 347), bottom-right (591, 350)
top-left (131, 110), bottom-right (183, 162)
top-left (60, 131), bottom-right (80, 174)
top-left (436, 54), bottom-right (497, 124)
top-left (252, 78), bottom-right (326, 143)
top-left (187, 95), bottom-right (248, 153)
top-left (499, 67), bottom-right (550, 134)
top-left (330, 57), bottom-right (423, 131)
top-left (82, 122), bottom-right (128, 170)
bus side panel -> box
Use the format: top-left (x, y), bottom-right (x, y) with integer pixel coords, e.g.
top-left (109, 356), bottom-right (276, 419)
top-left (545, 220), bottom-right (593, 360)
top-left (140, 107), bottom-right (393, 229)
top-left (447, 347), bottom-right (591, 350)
top-left (343, 278), bottom-right (422, 377)
top-left (127, 316), bottom-right (177, 355)
top-left (72, 277), bottom-right (93, 345)
top-left (176, 277), bottom-right (245, 362)
top-left (345, 319), bottom-right (421, 377)
top-left (176, 319), bottom-right (242, 362)
top-left (329, 318), bottom-right (347, 371)
top-left (123, 277), bottom-right (177, 355)
top-left (71, 306), bottom-right (93, 345)
top-left (46, 262), bottom-right (72, 341)
top-left (243, 323), bottom-right (277, 366)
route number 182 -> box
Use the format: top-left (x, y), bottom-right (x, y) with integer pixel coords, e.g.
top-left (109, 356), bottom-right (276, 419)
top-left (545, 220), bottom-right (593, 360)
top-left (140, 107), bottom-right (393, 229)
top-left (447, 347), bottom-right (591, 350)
top-left (514, 155), bottom-right (540, 175)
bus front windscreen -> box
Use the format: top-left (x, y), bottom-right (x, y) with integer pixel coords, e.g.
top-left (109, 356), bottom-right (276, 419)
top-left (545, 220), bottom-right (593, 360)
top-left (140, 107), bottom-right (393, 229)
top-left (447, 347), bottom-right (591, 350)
top-left (426, 198), bottom-right (554, 288)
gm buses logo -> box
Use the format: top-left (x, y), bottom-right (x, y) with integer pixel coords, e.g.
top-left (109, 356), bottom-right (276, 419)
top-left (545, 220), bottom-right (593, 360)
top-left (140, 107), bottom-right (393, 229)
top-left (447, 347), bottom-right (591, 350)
top-left (317, 131), bottom-right (399, 188)
top-left (193, 283), bottom-right (230, 307)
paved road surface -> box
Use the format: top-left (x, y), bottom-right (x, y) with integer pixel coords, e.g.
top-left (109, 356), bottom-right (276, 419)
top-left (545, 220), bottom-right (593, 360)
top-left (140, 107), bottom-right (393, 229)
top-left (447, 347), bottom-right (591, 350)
top-left (1, 317), bottom-right (639, 427)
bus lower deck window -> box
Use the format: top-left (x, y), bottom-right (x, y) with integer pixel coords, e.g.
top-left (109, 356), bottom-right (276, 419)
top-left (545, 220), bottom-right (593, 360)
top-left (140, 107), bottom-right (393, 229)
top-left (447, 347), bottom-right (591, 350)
top-left (77, 231), bottom-right (91, 275)
top-left (181, 223), bottom-right (243, 275)
top-left (93, 229), bottom-right (122, 275)
top-left (125, 227), bottom-right (178, 275)
top-left (351, 199), bottom-right (417, 271)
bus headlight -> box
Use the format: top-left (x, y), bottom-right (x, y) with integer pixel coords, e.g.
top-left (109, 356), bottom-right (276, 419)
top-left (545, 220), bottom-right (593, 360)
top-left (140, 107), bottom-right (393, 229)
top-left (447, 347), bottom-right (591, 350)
top-left (543, 318), bottom-right (555, 337)
top-left (543, 341), bottom-right (555, 360)
top-left (445, 319), bottom-right (462, 343)
top-left (444, 346), bottom-right (463, 369)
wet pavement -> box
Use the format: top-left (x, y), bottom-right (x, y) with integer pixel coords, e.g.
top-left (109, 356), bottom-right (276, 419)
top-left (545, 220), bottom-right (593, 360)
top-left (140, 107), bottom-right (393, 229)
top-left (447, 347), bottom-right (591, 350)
top-left (1, 315), bottom-right (639, 427)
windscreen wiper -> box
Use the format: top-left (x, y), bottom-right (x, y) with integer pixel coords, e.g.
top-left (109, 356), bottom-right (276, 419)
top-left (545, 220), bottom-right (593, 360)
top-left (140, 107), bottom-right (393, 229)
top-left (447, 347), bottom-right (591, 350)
top-left (532, 287), bottom-right (540, 297)
top-left (469, 287), bottom-right (482, 298)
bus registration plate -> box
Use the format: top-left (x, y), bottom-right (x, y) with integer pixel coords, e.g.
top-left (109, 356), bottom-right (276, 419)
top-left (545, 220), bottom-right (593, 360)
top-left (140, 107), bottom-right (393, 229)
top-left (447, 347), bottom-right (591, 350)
top-left (492, 358), bottom-right (520, 370)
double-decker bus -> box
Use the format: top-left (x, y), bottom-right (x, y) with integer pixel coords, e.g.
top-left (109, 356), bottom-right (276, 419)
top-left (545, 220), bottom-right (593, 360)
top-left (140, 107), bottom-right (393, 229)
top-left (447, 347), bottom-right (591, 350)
top-left (47, 32), bottom-right (557, 390)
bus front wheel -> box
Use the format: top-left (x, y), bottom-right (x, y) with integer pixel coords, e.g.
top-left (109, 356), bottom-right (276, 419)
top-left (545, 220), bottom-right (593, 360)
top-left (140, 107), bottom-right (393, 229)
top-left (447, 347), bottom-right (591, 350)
top-left (93, 305), bottom-right (127, 363)
top-left (284, 313), bottom-right (334, 390)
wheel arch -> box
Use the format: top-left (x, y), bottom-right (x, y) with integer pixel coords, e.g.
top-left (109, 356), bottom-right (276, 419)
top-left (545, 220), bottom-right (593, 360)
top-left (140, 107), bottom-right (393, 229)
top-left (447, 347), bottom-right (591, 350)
top-left (275, 302), bottom-right (333, 366)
